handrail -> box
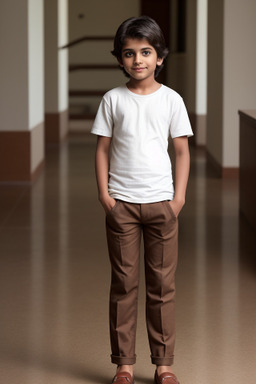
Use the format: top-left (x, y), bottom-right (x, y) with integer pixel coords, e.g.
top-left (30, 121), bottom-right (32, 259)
top-left (69, 90), bottom-right (107, 97)
top-left (60, 35), bottom-right (114, 49)
top-left (69, 64), bottom-right (119, 71)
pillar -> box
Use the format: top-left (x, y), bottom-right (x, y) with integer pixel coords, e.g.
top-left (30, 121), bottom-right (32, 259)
top-left (0, 0), bottom-right (44, 183)
top-left (195, 0), bottom-right (207, 146)
top-left (44, 0), bottom-right (68, 143)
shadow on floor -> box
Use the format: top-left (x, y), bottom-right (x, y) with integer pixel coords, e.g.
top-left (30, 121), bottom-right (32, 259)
top-left (0, 344), bottom-right (156, 384)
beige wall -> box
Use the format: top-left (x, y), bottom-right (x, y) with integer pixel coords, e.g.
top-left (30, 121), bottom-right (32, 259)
top-left (207, 0), bottom-right (256, 169)
top-left (69, 0), bottom-right (140, 39)
top-left (45, 0), bottom-right (69, 113)
top-left (196, 0), bottom-right (207, 116)
top-left (29, 0), bottom-right (44, 129)
top-left (45, 0), bottom-right (59, 111)
top-left (28, 0), bottom-right (44, 173)
top-left (223, 0), bottom-right (256, 168)
top-left (195, 0), bottom-right (208, 146)
top-left (58, 0), bottom-right (69, 111)
top-left (0, 0), bottom-right (44, 180)
top-left (0, 0), bottom-right (29, 132)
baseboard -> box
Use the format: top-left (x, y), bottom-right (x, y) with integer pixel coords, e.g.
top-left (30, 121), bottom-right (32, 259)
top-left (206, 150), bottom-right (239, 178)
top-left (0, 124), bottom-right (44, 183)
top-left (45, 109), bottom-right (69, 143)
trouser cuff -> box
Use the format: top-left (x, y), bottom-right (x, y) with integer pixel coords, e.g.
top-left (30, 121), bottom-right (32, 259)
top-left (151, 355), bottom-right (174, 366)
top-left (111, 354), bottom-right (136, 365)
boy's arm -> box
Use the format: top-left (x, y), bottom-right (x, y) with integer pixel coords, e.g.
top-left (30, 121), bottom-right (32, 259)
top-left (169, 136), bottom-right (190, 217)
top-left (95, 135), bottom-right (116, 214)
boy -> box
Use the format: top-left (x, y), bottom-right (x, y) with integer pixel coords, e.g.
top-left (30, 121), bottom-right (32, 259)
top-left (91, 16), bottom-right (193, 384)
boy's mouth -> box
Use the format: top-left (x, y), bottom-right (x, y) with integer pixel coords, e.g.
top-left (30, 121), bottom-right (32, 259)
top-left (132, 67), bottom-right (146, 71)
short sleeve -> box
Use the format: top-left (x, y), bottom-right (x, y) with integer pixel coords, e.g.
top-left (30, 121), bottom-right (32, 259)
top-left (91, 96), bottom-right (113, 137)
top-left (169, 96), bottom-right (193, 138)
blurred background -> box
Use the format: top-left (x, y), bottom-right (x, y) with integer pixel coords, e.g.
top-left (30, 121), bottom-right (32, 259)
top-left (0, 0), bottom-right (255, 179)
top-left (0, 1), bottom-right (256, 384)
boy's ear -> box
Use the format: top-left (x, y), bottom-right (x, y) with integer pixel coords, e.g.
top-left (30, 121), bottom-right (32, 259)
top-left (157, 57), bottom-right (164, 66)
top-left (117, 57), bottom-right (124, 67)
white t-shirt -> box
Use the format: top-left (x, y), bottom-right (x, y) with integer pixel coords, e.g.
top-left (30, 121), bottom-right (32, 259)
top-left (91, 84), bottom-right (193, 203)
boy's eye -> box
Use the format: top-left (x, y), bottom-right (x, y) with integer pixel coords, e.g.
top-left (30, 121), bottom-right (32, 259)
top-left (142, 51), bottom-right (150, 56)
top-left (124, 52), bottom-right (134, 58)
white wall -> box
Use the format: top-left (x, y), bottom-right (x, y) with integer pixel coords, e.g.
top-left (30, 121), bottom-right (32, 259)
top-left (58, 0), bottom-right (68, 111)
top-left (0, 0), bottom-right (44, 132)
top-left (28, 0), bottom-right (44, 129)
top-left (45, 0), bottom-right (68, 113)
top-left (196, 0), bottom-right (207, 116)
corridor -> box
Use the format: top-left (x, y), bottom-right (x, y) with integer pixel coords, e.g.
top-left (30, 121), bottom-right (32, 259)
top-left (0, 134), bottom-right (255, 384)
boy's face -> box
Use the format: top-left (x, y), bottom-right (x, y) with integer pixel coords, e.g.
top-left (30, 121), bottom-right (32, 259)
top-left (119, 38), bottom-right (163, 82)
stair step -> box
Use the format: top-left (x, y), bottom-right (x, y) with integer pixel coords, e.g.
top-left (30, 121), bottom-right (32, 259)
top-left (69, 90), bottom-right (107, 97)
top-left (69, 64), bottom-right (118, 71)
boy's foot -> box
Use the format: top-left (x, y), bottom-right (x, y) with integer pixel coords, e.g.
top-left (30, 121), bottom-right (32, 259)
top-left (112, 371), bottom-right (134, 384)
top-left (154, 370), bottom-right (180, 384)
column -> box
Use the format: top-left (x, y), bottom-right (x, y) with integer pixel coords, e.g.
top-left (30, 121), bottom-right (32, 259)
top-left (44, 0), bottom-right (68, 143)
top-left (195, 0), bottom-right (208, 146)
top-left (0, 0), bottom-right (44, 183)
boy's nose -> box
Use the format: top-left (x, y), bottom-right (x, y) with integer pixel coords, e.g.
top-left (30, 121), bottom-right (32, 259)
top-left (134, 54), bottom-right (142, 64)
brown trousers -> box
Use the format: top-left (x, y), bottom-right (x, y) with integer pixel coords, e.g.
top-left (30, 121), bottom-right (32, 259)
top-left (106, 200), bottom-right (178, 366)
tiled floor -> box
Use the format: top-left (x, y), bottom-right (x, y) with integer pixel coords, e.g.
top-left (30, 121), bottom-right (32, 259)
top-left (0, 134), bottom-right (255, 384)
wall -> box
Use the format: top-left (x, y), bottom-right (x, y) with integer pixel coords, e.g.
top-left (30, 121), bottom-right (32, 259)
top-left (0, 0), bottom-right (44, 181)
top-left (195, 0), bottom-right (207, 146)
top-left (196, 0), bottom-right (207, 116)
top-left (45, 0), bottom-right (69, 142)
top-left (69, 0), bottom-right (140, 39)
top-left (0, 0), bottom-right (28, 132)
top-left (28, 0), bottom-right (44, 129)
top-left (45, 0), bottom-right (58, 112)
top-left (207, 0), bottom-right (256, 171)
top-left (28, 0), bottom-right (44, 173)
top-left (45, 0), bottom-right (68, 113)
top-left (58, 0), bottom-right (68, 112)
top-left (223, 0), bottom-right (256, 168)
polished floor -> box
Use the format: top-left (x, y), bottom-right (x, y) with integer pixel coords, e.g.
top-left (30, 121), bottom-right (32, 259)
top-left (0, 134), bottom-right (256, 384)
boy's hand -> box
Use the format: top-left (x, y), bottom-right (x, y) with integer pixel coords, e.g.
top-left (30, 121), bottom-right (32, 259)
top-left (100, 195), bottom-right (116, 214)
top-left (169, 198), bottom-right (185, 218)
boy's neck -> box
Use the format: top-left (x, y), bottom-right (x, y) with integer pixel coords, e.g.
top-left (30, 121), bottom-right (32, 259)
top-left (126, 78), bottom-right (162, 95)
